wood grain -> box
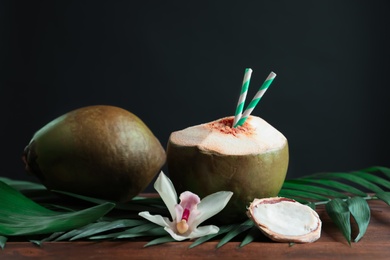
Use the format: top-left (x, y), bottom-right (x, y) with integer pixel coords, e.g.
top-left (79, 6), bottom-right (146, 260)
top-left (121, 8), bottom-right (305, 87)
top-left (2, 199), bottom-right (389, 259)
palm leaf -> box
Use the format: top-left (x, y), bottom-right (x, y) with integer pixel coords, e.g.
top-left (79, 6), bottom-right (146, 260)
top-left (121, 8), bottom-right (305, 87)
top-left (55, 219), bottom-right (148, 241)
top-left (0, 181), bottom-right (115, 236)
top-left (0, 166), bottom-right (389, 248)
top-left (54, 190), bottom-right (168, 215)
top-left (89, 223), bottom-right (166, 240)
top-left (239, 226), bottom-right (262, 247)
top-left (273, 192), bottom-right (313, 205)
top-left (278, 189), bottom-right (331, 201)
top-left (30, 232), bottom-right (65, 246)
top-left (303, 172), bottom-right (384, 193)
top-left (351, 171), bottom-right (390, 189)
top-left (276, 167), bottom-right (389, 246)
top-left (375, 191), bottom-right (390, 205)
top-left (347, 197), bottom-right (370, 242)
top-left (282, 181), bottom-right (349, 198)
top-left (0, 177), bottom-right (45, 191)
top-left (325, 199), bottom-right (351, 245)
top-left (362, 166), bottom-right (390, 178)
top-left (288, 178), bottom-right (367, 197)
top-left (144, 236), bottom-right (177, 247)
top-left (189, 224), bottom-right (235, 248)
top-left (217, 219), bottom-right (253, 248)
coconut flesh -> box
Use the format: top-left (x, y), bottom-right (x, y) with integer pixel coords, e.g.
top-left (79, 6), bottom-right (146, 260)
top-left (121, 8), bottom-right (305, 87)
top-left (167, 116), bottom-right (289, 222)
top-left (247, 197), bottom-right (322, 243)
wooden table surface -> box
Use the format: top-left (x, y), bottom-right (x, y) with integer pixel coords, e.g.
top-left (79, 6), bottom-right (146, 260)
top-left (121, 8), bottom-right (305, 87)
top-left (2, 199), bottom-right (389, 259)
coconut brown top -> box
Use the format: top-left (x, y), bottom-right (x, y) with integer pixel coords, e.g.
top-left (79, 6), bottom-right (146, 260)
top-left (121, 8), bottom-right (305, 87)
top-left (168, 116), bottom-right (287, 155)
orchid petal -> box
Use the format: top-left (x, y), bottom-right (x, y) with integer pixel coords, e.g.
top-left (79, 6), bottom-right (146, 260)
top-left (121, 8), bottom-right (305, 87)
top-left (164, 227), bottom-right (189, 241)
top-left (188, 225), bottom-right (220, 239)
top-left (164, 225), bottom-right (219, 241)
top-left (153, 171), bottom-right (178, 220)
top-left (138, 211), bottom-right (172, 228)
top-left (193, 191), bottom-right (233, 227)
top-left (187, 209), bottom-right (201, 228)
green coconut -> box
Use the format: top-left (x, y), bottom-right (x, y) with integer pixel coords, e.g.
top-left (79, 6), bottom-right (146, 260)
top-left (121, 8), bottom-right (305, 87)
top-left (22, 105), bottom-right (166, 202)
top-left (167, 116), bottom-right (288, 223)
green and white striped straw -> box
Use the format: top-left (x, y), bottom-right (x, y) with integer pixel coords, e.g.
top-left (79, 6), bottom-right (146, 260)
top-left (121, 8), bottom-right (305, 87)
top-left (233, 68), bottom-right (252, 127)
top-left (234, 71), bottom-right (276, 127)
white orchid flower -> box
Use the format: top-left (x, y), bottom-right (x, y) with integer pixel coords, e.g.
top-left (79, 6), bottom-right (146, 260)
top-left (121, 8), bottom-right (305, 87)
top-left (138, 171), bottom-right (233, 241)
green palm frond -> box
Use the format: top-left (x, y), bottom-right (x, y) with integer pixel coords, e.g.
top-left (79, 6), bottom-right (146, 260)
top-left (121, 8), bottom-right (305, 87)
top-left (277, 166), bottom-right (389, 244)
top-left (0, 180), bottom-right (115, 237)
top-left (0, 166), bottom-right (389, 248)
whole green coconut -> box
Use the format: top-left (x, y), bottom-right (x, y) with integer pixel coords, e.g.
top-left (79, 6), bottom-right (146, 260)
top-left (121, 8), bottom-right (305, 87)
top-left (167, 116), bottom-right (288, 223)
top-left (22, 105), bottom-right (166, 202)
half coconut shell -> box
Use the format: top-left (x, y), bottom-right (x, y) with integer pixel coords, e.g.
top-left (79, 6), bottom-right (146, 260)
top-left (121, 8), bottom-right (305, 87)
top-left (247, 197), bottom-right (322, 243)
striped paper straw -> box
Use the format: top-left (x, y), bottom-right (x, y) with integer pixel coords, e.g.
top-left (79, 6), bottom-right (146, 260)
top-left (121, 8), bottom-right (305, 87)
top-left (234, 71), bottom-right (276, 127)
top-left (233, 68), bottom-right (252, 127)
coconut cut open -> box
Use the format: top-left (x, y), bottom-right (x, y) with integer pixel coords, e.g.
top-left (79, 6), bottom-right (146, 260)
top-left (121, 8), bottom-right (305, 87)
top-left (247, 197), bottom-right (322, 243)
top-left (167, 116), bottom-right (289, 222)
top-left (168, 116), bottom-right (287, 156)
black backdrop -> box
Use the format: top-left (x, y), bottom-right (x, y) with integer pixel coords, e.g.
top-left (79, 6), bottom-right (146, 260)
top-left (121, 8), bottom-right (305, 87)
top-left (1, 1), bottom-right (390, 189)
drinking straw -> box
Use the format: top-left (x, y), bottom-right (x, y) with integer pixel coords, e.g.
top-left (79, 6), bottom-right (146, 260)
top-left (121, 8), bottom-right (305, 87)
top-left (234, 71), bottom-right (276, 127)
top-left (232, 68), bottom-right (252, 127)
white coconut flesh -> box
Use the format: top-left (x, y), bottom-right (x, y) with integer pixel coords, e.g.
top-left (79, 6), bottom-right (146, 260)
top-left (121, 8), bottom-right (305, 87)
top-left (168, 116), bottom-right (287, 155)
top-left (247, 197), bottom-right (322, 243)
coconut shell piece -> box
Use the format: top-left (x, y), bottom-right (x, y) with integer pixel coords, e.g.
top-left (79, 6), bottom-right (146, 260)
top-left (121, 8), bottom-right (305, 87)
top-left (247, 197), bottom-right (322, 243)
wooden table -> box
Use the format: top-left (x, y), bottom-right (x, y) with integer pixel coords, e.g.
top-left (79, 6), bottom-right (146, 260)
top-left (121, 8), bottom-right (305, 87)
top-left (2, 200), bottom-right (389, 259)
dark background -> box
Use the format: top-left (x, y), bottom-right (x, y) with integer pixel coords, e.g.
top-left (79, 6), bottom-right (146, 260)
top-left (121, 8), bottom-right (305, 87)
top-left (1, 1), bottom-right (389, 189)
